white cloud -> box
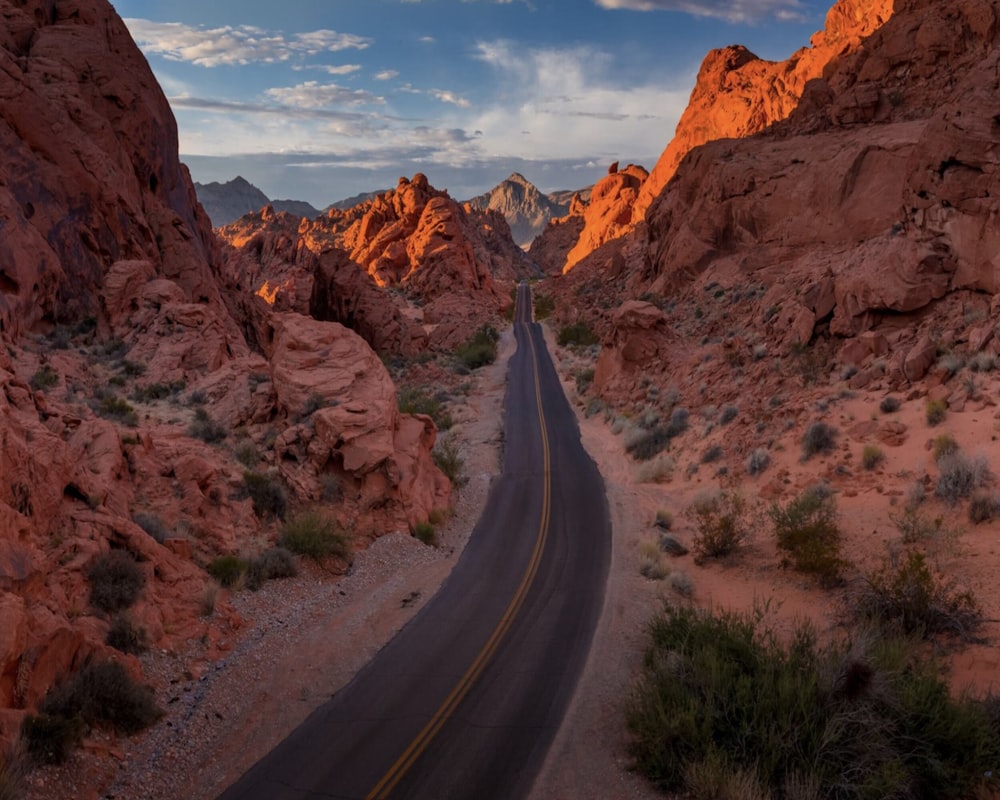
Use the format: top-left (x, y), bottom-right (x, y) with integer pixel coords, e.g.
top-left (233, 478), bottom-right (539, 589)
top-left (429, 89), bottom-right (471, 108)
top-left (592, 0), bottom-right (805, 22)
top-left (374, 70), bottom-right (400, 80)
top-left (295, 64), bottom-right (363, 76)
top-left (123, 19), bottom-right (371, 67)
top-left (263, 81), bottom-right (383, 109)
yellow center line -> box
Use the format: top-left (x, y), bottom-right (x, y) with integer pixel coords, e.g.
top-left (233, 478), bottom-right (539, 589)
top-left (366, 288), bottom-right (551, 800)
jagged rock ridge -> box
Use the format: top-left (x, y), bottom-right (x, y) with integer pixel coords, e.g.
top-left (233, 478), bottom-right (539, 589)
top-left (194, 176), bottom-right (321, 227)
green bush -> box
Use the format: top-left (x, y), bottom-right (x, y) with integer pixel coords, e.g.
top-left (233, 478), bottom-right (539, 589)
top-left (190, 408), bottom-right (227, 443)
top-left (131, 381), bottom-right (185, 403)
top-left (935, 452), bottom-right (990, 505)
top-left (627, 604), bottom-right (1000, 798)
top-left (243, 471), bottom-right (287, 519)
top-left (557, 322), bottom-right (599, 348)
top-left (246, 547), bottom-right (298, 589)
top-left (30, 365), bottom-right (59, 391)
top-left (891, 506), bottom-right (946, 544)
top-left (801, 421), bottom-right (837, 459)
top-left (398, 386), bottom-right (453, 430)
top-left (20, 713), bottom-right (83, 765)
top-left (105, 614), bottom-right (147, 655)
top-left (879, 396), bottom-right (901, 414)
top-left (87, 550), bottom-right (145, 614)
top-left (280, 511), bottom-right (350, 562)
top-left (533, 292), bottom-right (555, 320)
top-left (687, 491), bottom-right (752, 563)
top-left (433, 435), bottom-right (465, 485)
top-left (932, 433), bottom-right (959, 462)
top-left (861, 444), bottom-right (884, 471)
top-left (850, 550), bottom-right (982, 640)
top-left (746, 448), bottom-right (771, 476)
top-left (770, 486), bottom-right (845, 586)
top-left (39, 661), bottom-right (160, 736)
top-left (455, 324), bottom-right (499, 370)
top-left (926, 398), bottom-right (947, 426)
top-left (97, 395), bottom-right (138, 426)
top-left (413, 521), bottom-right (437, 546)
top-left (207, 555), bottom-right (249, 588)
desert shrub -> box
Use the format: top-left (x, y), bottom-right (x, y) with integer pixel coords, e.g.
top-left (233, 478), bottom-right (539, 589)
top-left (39, 661), bottom-right (160, 736)
top-left (769, 485), bottom-right (845, 586)
top-left (533, 292), bottom-right (555, 320)
top-left (935, 452), bottom-right (990, 505)
top-left (234, 440), bottom-right (259, 468)
top-left (398, 386), bottom-right (453, 430)
top-left (746, 448), bottom-right (771, 476)
top-left (120, 360), bottom-right (145, 378)
top-left (280, 510), bottom-right (350, 562)
top-left (936, 352), bottom-right (964, 377)
top-left (433, 435), bottom-right (465, 485)
top-left (133, 511), bottom-right (170, 543)
top-left (105, 614), bottom-right (147, 655)
top-left (932, 433), bottom-right (959, 462)
top-left (636, 454), bottom-right (675, 483)
top-left (413, 521), bottom-right (437, 546)
top-left (969, 352), bottom-right (996, 373)
top-left (131, 381), bottom-right (184, 403)
top-left (188, 389), bottom-right (208, 406)
top-left (700, 445), bottom-right (724, 464)
top-left (557, 322), bottom-right (599, 348)
top-left (801, 421), bottom-right (837, 459)
top-left (207, 555), bottom-right (248, 588)
top-left (20, 713), bottom-right (83, 765)
top-left (968, 489), bottom-right (1000, 524)
top-left (246, 547), bottom-right (298, 589)
top-left (891, 506), bottom-right (947, 544)
top-left (926, 398), bottom-right (947, 426)
top-left (861, 444), bottom-right (884, 471)
top-left (627, 408), bottom-right (689, 462)
top-left (190, 408), bottom-right (227, 443)
top-left (87, 550), bottom-right (145, 614)
top-left (639, 541), bottom-right (669, 580)
top-left (574, 368), bottom-right (595, 394)
top-left (242, 471), bottom-right (287, 519)
top-left (879, 395), bottom-right (901, 414)
top-left (455, 324), bottom-right (499, 370)
top-left (320, 473), bottom-right (341, 502)
top-left (687, 491), bottom-right (752, 562)
top-left (627, 604), bottom-right (1000, 799)
top-left (667, 571), bottom-right (694, 599)
top-left (97, 395), bottom-right (138, 426)
top-left (654, 509), bottom-right (673, 530)
top-left (718, 405), bottom-right (738, 425)
top-left (849, 550), bottom-right (982, 640)
top-left (30, 365), bottom-right (59, 391)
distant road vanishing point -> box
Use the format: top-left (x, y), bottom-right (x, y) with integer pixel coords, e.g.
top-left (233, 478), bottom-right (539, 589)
top-left (218, 283), bottom-right (612, 800)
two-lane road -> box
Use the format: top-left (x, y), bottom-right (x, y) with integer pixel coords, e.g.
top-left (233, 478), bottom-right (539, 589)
top-left (218, 283), bottom-right (611, 799)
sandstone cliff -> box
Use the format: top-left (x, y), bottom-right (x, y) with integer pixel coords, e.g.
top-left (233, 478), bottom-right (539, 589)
top-left (0, 0), bottom-right (450, 746)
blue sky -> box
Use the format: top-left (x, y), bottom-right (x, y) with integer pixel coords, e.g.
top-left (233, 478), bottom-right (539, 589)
top-left (110, 0), bottom-right (834, 207)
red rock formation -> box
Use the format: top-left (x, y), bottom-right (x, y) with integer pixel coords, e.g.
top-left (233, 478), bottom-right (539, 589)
top-left (564, 164), bottom-right (648, 273)
top-left (0, 0), bottom-right (452, 745)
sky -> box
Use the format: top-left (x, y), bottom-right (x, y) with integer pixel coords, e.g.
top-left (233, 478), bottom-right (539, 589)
top-left (109, 0), bottom-right (835, 208)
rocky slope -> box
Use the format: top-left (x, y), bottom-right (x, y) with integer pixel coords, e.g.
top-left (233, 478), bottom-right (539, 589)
top-left (194, 177), bottom-right (321, 227)
top-left (0, 0), bottom-right (450, 752)
top-left (466, 173), bottom-right (571, 248)
top-left (218, 175), bottom-right (532, 351)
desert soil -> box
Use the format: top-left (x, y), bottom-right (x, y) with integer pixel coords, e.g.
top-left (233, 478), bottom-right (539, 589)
top-left (23, 321), bottom-right (1000, 800)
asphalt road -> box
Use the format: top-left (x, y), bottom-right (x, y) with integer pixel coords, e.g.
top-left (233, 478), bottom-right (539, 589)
top-left (217, 283), bottom-right (612, 800)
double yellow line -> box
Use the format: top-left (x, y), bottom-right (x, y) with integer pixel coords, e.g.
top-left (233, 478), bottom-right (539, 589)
top-left (366, 292), bottom-right (552, 800)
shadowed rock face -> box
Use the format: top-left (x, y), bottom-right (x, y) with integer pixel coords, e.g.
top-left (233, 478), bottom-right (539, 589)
top-left (0, 0), bottom-right (450, 736)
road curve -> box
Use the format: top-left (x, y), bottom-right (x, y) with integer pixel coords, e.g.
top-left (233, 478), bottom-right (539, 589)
top-left (217, 284), bottom-right (612, 800)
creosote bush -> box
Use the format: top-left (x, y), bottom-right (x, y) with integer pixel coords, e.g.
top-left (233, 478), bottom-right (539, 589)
top-left (280, 510), bottom-right (350, 562)
top-left (243, 470), bottom-right (287, 519)
top-left (455, 324), bottom-right (499, 370)
top-left (687, 491), bottom-right (752, 563)
top-left (433, 435), bottom-right (465, 486)
top-left (627, 604), bottom-right (1000, 799)
top-left (746, 448), bottom-right (770, 476)
top-left (133, 511), bottom-right (170, 543)
top-left (190, 407), bottom-right (227, 443)
top-left (97, 395), bottom-right (138, 426)
top-left (861, 444), bottom-right (884, 471)
top-left (879, 395), bottom-right (900, 414)
top-left (968, 489), bottom-right (1000, 524)
top-left (769, 485), bottom-right (845, 587)
top-left (849, 550), bottom-right (982, 640)
top-left (413, 521), bottom-right (437, 547)
top-left (935, 452), bottom-right (990, 505)
top-left (801, 421), bottom-right (837, 460)
top-left (926, 398), bottom-right (947, 426)
top-left (30, 365), bottom-right (59, 391)
top-left (87, 550), bottom-right (145, 615)
top-left (105, 614), bottom-right (147, 655)
top-left (207, 555), bottom-right (248, 588)
top-left (246, 547), bottom-right (298, 590)
top-left (626, 408), bottom-right (689, 462)
top-left (932, 433), bottom-right (959, 462)
top-left (398, 386), bottom-right (453, 430)
top-left (557, 321), bottom-right (599, 348)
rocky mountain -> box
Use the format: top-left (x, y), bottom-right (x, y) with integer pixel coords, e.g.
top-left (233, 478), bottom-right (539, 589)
top-left (194, 177), bottom-right (321, 227)
top-left (328, 189), bottom-right (387, 211)
top-left (466, 173), bottom-right (572, 247)
top-left (0, 0), bottom-right (450, 747)
top-left (218, 175), bottom-right (533, 351)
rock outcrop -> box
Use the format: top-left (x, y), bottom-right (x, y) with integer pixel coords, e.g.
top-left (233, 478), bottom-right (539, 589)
top-left (466, 173), bottom-right (571, 247)
top-left (194, 177), bottom-right (321, 228)
top-left (0, 0), bottom-right (450, 747)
